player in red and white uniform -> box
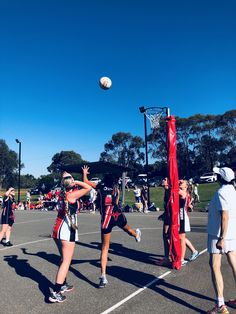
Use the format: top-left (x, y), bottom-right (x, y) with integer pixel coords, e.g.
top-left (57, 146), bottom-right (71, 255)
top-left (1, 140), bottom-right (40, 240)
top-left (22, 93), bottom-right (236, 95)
top-left (49, 172), bottom-right (91, 303)
top-left (82, 165), bottom-right (141, 288)
top-left (179, 180), bottom-right (199, 266)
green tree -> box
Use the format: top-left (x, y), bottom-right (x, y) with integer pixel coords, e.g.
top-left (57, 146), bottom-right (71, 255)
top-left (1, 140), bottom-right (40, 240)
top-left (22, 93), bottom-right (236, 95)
top-left (20, 174), bottom-right (37, 189)
top-left (100, 132), bottom-right (145, 169)
top-left (47, 151), bottom-right (85, 174)
top-left (37, 174), bottom-right (58, 193)
top-left (0, 139), bottom-right (20, 189)
top-left (148, 111), bottom-right (236, 178)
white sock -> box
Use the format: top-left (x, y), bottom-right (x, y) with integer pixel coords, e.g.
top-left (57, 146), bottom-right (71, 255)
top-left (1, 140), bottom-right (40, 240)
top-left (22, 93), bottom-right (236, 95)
top-left (218, 297), bottom-right (225, 307)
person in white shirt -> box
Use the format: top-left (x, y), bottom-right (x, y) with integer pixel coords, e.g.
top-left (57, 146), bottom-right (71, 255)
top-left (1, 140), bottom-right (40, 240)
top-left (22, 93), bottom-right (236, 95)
top-left (207, 166), bottom-right (236, 314)
top-left (133, 186), bottom-right (141, 203)
top-left (193, 183), bottom-right (200, 203)
top-left (26, 190), bottom-right (31, 209)
top-left (89, 188), bottom-right (97, 213)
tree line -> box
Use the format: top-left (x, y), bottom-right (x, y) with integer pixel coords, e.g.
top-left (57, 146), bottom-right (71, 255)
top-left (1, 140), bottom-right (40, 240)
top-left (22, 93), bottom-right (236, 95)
top-left (148, 109), bottom-right (235, 178)
top-left (0, 110), bottom-right (235, 191)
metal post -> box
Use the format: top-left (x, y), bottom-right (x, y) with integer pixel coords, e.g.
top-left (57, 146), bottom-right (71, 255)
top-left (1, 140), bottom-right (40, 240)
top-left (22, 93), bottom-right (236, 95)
top-left (143, 113), bottom-right (150, 207)
top-left (139, 106), bottom-right (150, 207)
top-left (139, 106), bottom-right (170, 208)
top-left (121, 171), bottom-right (126, 205)
top-left (15, 139), bottom-right (21, 204)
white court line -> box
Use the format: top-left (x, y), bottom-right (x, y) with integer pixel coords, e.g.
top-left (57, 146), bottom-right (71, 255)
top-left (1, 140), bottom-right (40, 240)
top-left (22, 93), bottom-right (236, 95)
top-left (15, 218), bottom-right (55, 225)
top-left (0, 230), bottom-right (102, 251)
top-left (13, 216), bottom-right (206, 225)
top-left (100, 271), bottom-right (171, 314)
top-left (0, 238), bottom-right (52, 251)
top-left (101, 247), bottom-right (208, 314)
top-left (199, 248), bottom-right (208, 255)
top-left (0, 223), bottom-right (208, 313)
top-left (0, 228), bottom-right (163, 251)
top-left (0, 227), bottom-right (205, 251)
top-left (13, 212), bottom-right (207, 223)
top-left (0, 228), bottom-right (208, 253)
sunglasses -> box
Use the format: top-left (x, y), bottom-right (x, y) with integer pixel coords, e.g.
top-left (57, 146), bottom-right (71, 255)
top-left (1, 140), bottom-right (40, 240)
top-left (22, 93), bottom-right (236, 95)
top-left (63, 176), bottom-right (72, 180)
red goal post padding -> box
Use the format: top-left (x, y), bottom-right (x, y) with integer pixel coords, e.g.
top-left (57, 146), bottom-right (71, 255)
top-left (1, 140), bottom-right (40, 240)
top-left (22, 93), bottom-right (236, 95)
top-left (166, 116), bottom-right (182, 270)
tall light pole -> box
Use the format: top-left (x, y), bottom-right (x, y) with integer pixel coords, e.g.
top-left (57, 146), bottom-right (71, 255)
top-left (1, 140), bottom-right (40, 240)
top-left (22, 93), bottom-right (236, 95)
top-left (15, 139), bottom-right (21, 204)
top-left (139, 106), bottom-right (150, 206)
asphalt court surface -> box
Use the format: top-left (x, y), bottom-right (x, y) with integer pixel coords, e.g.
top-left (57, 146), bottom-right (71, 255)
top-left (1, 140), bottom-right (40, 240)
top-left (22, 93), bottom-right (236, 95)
top-left (0, 210), bottom-right (236, 314)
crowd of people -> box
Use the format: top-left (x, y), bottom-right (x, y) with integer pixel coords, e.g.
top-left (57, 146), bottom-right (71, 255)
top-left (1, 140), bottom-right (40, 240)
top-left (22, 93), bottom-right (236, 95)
top-left (0, 165), bottom-right (235, 312)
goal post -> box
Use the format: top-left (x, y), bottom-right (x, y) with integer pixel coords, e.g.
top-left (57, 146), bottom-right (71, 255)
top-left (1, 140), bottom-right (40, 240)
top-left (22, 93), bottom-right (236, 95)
top-left (139, 106), bottom-right (181, 269)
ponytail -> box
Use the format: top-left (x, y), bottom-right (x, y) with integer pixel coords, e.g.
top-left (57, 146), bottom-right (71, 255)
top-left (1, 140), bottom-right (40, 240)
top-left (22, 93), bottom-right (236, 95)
top-left (60, 186), bottom-right (78, 231)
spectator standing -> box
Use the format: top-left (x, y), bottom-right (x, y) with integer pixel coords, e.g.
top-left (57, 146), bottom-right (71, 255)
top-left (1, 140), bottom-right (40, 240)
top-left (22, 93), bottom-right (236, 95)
top-left (89, 188), bottom-right (97, 213)
top-left (207, 167), bottom-right (236, 314)
top-left (26, 190), bottom-right (31, 209)
top-left (141, 185), bottom-right (149, 213)
top-left (193, 183), bottom-right (200, 203)
top-left (38, 192), bottom-right (45, 211)
top-left (133, 185), bottom-right (141, 203)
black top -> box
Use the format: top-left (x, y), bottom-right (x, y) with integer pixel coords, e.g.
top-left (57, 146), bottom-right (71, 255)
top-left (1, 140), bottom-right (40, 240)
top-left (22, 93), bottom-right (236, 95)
top-left (96, 183), bottom-right (120, 214)
top-left (2, 196), bottom-right (15, 220)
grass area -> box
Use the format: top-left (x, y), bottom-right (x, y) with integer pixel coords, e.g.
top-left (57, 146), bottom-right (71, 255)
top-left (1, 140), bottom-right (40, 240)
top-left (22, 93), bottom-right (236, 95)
top-left (122, 182), bottom-right (219, 211)
top-left (194, 182), bottom-right (219, 210)
top-left (16, 183), bottom-right (219, 211)
top-left (14, 189), bottom-right (39, 203)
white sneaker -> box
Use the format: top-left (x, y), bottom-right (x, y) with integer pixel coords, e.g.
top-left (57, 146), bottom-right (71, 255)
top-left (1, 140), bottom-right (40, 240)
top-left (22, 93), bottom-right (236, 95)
top-left (189, 250), bottom-right (199, 261)
top-left (98, 276), bottom-right (108, 288)
top-left (135, 228), bottom-right (141, 242)
top-left (181, 260), bottom-right (188, 266)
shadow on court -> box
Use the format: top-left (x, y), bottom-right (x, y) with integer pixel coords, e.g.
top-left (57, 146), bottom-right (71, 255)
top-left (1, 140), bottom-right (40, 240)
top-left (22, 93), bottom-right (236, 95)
top-left (77, 240), bottom-right (162, 265)
top-left (21, 248), bottom-right (98, 289)
top-left (106, 265), bottom-right (214, 313)
top-left (4, 254), bottom-right (53, 302)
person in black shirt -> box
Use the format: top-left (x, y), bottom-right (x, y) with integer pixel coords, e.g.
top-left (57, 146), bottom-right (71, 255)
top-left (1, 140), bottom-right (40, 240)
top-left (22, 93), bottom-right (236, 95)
top-left (82, 165), bottom-right (141, 288)
top-left (0, 187), bottom-right (16, 246)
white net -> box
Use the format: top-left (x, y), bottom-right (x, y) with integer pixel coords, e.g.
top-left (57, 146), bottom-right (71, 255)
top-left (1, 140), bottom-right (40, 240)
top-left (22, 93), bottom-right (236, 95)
top-left (144, 109), bottom-right (163, 129)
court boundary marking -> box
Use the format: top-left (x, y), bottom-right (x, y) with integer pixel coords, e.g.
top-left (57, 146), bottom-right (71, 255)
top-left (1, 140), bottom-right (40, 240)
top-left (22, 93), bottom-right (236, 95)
top-left (0, 228), bottom-right (163, 251)
top-left (100, 248), bottom-right (208, 314)
top-left (0, 226), bottom-right (206, 251)
top-left (0, 221), bottom-right (208, 313)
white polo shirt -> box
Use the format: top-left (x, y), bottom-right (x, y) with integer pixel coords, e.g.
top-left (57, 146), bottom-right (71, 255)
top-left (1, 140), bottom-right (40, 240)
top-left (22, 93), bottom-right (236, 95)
top-left (207, 184), bottom-right (236, 240)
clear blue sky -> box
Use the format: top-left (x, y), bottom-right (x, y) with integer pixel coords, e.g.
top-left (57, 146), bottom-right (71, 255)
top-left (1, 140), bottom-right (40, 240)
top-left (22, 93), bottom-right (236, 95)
top-left (1, 0), bottom-right (235, 178)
